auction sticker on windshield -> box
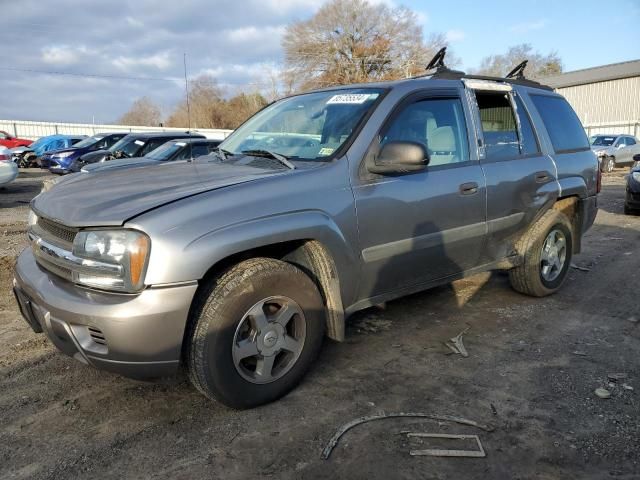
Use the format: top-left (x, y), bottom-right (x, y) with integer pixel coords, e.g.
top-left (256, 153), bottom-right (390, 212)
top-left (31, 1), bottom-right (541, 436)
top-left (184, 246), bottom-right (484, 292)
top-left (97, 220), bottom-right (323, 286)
top-left (327, 93), bottom-right (378, 104)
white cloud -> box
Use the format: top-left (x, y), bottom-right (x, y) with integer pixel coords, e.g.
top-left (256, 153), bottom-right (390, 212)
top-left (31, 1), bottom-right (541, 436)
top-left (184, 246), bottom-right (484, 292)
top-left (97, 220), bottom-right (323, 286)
top-left (125, 16), bottom-right (144, 28)
top-left (509, 19), bottom-right (547, 34)
top-left (41, 45), bottom-right (93, 65)
top-left (225, 25), bottom-right (285, 43)
top-left (445, 29), bottom-right (466, 42)
top-left (415, 11), bottom-right (429, 24)
top-left (112, 51), bottom-right (173, 70)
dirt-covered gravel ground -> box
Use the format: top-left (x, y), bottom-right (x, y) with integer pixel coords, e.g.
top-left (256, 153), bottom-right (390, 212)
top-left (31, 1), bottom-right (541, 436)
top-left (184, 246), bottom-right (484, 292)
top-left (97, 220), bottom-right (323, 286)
top-left (0, 168), bottom-right (638, 479)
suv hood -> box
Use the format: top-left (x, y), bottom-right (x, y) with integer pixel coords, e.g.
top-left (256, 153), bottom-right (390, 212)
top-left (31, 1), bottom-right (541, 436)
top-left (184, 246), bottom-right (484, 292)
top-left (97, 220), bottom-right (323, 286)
top-left (32, 160), bottom-right (288, 227)
top-left (81, 156), bottom-right (158, 173)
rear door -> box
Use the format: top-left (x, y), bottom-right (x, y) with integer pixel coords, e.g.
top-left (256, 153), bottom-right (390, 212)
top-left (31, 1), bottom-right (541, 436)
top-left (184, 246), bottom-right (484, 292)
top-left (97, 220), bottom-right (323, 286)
top-left (466, 82), bottom-right (558, 263)
top-left (352, 88), bottom-right (487, 299)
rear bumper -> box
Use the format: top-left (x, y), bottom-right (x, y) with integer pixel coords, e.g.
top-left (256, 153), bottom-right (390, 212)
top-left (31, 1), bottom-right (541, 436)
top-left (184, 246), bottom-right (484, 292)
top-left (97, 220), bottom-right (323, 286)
top-left (13, 248), bottom-right (198, 379)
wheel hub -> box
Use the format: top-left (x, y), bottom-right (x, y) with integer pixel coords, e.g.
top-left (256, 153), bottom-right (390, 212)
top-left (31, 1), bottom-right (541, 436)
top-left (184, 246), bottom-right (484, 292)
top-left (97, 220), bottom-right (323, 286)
top-left (232, 296), bottom-right (306, 384)
top-left (540, 229), bottom-right (567, 282)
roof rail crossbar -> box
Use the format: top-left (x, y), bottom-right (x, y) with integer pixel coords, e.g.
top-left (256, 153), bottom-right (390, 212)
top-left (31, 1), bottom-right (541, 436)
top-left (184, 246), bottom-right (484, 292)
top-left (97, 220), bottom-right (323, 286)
top-left (505, 60), bottom-right (528, 80)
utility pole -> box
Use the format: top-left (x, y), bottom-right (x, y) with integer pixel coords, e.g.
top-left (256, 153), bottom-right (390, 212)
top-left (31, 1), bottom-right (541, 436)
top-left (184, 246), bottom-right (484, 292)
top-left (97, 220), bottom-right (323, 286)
top-left (183, 52), bottom-right (191, 131)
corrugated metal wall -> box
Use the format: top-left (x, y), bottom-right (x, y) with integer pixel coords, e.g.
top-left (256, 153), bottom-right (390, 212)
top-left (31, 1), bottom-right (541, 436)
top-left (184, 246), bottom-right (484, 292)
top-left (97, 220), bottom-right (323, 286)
top-left (0, 119), bottom-right (233, 141)
top-left (557, 77), bottom-right (640, 126)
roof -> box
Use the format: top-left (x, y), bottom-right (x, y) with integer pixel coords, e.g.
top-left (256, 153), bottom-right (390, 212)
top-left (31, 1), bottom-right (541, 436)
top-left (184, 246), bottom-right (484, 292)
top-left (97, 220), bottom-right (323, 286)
top-left (121, 131), bottom-right (204, 139)
top-left (545, 59), bottom-right (640, 89)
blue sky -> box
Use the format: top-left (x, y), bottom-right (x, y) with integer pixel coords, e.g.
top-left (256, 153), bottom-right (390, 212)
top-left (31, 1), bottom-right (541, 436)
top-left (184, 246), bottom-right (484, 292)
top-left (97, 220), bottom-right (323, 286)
top-left (409, 0), bottom-right (640, 71)
top-left (0, 0), bottom-right (638, 123)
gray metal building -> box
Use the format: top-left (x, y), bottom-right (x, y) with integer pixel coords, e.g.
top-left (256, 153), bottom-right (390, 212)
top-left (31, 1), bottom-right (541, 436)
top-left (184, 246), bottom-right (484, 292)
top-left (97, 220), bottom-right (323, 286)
top-left (545, 59), bottom-right (640, 137)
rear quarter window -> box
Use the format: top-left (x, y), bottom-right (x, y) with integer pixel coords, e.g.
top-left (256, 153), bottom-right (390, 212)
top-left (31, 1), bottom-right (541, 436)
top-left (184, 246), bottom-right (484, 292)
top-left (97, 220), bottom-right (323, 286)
top-left (530, 95), bottom-right (589, 153)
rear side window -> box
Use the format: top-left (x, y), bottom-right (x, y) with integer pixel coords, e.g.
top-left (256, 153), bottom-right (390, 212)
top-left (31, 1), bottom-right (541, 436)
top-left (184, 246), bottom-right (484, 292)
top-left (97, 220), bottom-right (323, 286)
top-left (514, 96), bottom-right (540, 156)
top-left (475, 92), bottom-right (519, 160)
top-left (626, 137), bottom-right (636, 146)
top-left (530, 95), bottom-right (589, 153)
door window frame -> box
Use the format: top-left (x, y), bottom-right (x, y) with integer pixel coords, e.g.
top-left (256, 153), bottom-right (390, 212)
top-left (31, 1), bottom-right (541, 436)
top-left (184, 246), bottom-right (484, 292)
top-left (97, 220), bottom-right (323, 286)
top-left (471, 88), bottom-right (542, 163)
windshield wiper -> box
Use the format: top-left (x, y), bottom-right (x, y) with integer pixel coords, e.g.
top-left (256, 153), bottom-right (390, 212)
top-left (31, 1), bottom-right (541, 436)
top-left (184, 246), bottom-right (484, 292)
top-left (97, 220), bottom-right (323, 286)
top-left (241, 149), bottom-right (296, 170)
top-left (212, 147), bottom-right (234, 161)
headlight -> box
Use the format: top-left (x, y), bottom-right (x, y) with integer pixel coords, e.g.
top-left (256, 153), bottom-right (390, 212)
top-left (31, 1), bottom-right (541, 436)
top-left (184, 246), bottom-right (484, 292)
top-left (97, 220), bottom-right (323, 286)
top-left (54, 151), bottom-right (74, 158)
top-left (632, 172), bottom-right (640, 183)
top-left (28, 209), bottom-right (37, 228)
top-left (72, 229), bottom-right (150, 292)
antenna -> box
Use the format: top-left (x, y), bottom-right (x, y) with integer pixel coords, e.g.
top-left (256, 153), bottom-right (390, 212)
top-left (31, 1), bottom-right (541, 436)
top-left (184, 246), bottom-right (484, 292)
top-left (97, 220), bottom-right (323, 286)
top-left (506, 60), bottom-right (528, 79)
top-left (183, 52), bottom-right (191, 131)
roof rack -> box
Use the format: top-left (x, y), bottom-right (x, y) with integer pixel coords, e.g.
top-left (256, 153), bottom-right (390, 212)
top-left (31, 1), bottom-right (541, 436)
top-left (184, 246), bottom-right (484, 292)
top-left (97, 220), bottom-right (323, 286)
top-left (505, 60), bottom-right (528, 79)
top-left (412, 50), bottom-right (553, 90)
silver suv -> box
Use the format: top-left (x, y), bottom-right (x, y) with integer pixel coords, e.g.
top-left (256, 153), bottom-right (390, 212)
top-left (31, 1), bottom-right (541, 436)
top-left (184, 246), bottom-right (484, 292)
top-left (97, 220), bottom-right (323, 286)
top-left (591, 134), bottom-right (640, 172)
top-left (14, 71), bottom-right (599, 408)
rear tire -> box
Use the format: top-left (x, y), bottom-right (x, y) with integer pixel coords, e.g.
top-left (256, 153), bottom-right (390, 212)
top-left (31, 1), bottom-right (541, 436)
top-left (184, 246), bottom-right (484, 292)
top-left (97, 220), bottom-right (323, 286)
top-left (509, 209), bottom-right (573, 297)
top-left (186, 258), bottom-right (325, 409)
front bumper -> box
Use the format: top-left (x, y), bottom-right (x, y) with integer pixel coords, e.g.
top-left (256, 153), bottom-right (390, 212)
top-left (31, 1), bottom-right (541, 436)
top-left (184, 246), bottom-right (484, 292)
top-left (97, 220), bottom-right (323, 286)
top-left (13, 248), bottom-right (198, 379)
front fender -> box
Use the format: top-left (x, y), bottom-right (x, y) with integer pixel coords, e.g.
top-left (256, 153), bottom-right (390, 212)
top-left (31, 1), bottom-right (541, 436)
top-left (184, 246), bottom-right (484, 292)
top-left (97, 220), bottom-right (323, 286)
top-left (144, 210), bottom-right (360, 304)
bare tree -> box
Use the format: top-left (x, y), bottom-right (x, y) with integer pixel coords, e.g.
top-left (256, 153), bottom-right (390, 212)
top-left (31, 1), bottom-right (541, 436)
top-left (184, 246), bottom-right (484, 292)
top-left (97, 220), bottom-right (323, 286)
top-left (117, 97), bottom-right (162, 126)
top-left (282, 0), bottom-right (448, 90)
top-left (166, 75), bottom-right (268, 129)
top-left (474, 44), bottom-right (562, 79)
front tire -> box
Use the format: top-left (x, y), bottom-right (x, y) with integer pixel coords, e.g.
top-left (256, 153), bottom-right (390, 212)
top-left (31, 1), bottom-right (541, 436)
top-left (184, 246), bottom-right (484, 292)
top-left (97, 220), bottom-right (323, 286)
top-left (603, 156), bottom-right (615, 173)
top-left (509, 209), bottom-right (573, 297)
top-left (186, 258), bottom-right (326, 408)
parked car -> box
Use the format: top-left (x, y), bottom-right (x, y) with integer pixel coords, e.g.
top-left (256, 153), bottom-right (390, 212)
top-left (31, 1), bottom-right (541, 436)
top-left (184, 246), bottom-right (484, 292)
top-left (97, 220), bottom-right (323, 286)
top-left (0, 146), bottom-right (19, 186)
top-left (0, 130), bottom-right (32, 149)
top-left (14, 65), bottom-right (599, 408)
top-left (13, 134), bottom-right (87, 168)
top-left (69, 132), bottom-right (206, 172)
top-left (40, 133), bottom-right (128, 174)
top-left (624, 153), bottom-right (640, 215)
top-left (80, 138), bottom-right (222, 174)
top-left (591, 134), bottom-right (640, 173)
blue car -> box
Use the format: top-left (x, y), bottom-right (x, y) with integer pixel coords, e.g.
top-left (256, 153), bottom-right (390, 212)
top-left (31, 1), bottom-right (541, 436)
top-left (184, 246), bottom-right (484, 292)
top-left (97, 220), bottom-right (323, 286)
top-left (16, 134), bottom-right (87, 168)
top-left (41, 132), bottom-right (127, 174)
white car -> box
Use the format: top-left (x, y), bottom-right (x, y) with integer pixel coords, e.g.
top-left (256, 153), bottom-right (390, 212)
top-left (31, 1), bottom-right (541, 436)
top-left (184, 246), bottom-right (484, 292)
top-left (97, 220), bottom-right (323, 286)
top-left (0, 146), bottom-right (19, 186)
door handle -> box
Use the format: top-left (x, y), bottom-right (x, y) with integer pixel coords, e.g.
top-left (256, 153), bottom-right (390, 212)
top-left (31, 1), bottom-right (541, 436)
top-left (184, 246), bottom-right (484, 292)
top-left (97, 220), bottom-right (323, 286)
top-left (459, 182), bottom-right (479, 195)
top-left (535, 172), bottom-right (551, 183)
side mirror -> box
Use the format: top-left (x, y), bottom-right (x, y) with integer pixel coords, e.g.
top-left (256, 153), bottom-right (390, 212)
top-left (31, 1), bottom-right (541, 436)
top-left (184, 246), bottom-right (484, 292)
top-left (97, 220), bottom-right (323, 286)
top-left (368, 141), bottom-right (429, 175)
top-left (617, 143), bottom-right (625, 149)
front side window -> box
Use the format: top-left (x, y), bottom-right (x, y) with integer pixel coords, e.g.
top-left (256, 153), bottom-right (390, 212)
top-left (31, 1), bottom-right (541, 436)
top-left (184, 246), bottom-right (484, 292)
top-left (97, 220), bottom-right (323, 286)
top-left (380, 97), bottom-right (469, 167)
top-left (627, 137), bottom-right (637, 146)
top-left (73, 135), bottom-right (104, 149)
top-left (530, 95), bottom-right (589, 153)
top-left (221, 88), bottom-right (385, 161)
top-left (146, 141), bottom-right (182, 160)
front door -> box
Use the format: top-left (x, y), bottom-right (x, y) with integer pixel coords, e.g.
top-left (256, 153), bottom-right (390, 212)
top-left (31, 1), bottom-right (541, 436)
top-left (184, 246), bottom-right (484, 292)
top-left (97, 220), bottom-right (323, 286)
top-left (353, 90), bottom-right (487, 300)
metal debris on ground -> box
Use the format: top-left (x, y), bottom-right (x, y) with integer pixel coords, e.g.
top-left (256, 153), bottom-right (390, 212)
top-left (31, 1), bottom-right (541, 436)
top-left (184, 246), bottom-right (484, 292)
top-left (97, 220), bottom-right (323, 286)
top-left (595, 388), bottom-right (611, 399)
top-left (445, 326), bottom-right (471, 358)
top-left (607, 373), bottom-right (627, 382)
top-left (407, 433), bottom-right (486, 458)
top-left (321, 412), bottom-right (495, 459)
top-left (570, 263), bottom-right (591, 272)
top-left (572, 350), bottom-right (588, 356)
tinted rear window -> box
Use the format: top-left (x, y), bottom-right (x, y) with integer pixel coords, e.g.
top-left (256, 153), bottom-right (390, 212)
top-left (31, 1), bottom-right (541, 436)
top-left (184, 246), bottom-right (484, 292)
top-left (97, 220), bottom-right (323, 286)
top-left (530, 95), bottom-right (589, 153)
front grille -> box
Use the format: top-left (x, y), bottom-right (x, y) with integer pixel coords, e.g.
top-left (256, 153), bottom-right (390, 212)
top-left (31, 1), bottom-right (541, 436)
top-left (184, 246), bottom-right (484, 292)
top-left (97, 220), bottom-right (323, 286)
top-left (37, 217), bottom-right (77, 246)
top-left (34, 254), bottom-right (73, 282)
top-left (87, 327), bottom-right (107, 346)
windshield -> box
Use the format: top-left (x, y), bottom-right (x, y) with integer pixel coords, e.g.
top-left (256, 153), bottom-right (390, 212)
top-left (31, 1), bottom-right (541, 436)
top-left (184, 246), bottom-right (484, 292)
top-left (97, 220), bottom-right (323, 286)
top-left (73, 135), bottom-right (103, 148)
top-left (108, 136), bottom-right (144, 157)
top-left (220, 88), bottom-right (385, 161)
top-left (591, 135), bottom-right (616, 146)
top-left (145, 141), bottom-right (184, 160)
